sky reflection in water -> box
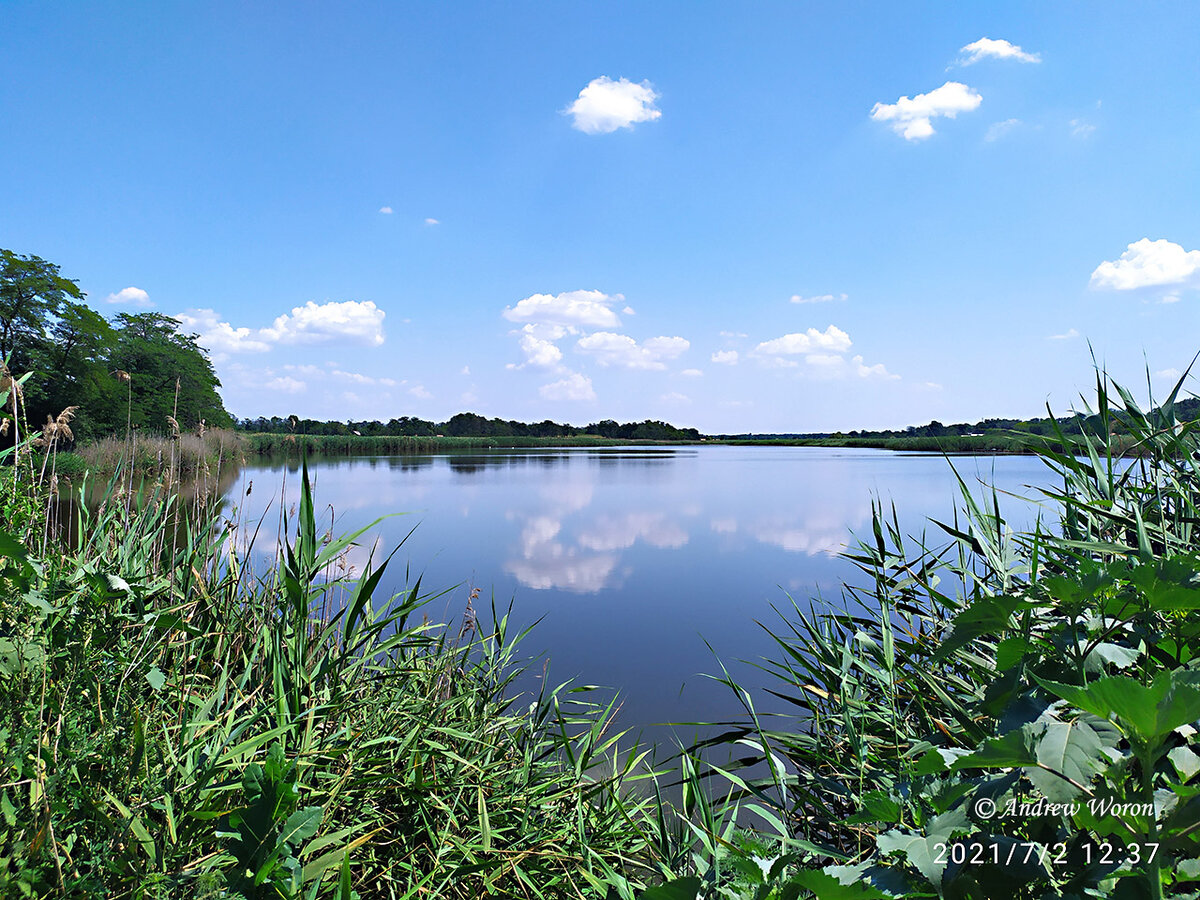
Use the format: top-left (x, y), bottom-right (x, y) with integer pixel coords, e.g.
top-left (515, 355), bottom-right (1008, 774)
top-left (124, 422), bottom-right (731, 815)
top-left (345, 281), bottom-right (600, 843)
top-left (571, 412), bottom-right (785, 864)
top-left (224, 446), bottom-right (1052, 741)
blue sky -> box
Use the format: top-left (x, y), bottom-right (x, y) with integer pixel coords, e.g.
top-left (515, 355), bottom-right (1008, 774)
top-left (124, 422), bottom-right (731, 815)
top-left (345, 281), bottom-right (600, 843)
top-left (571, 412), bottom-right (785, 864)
top-left (3, 2), bottom-right (1198, 432)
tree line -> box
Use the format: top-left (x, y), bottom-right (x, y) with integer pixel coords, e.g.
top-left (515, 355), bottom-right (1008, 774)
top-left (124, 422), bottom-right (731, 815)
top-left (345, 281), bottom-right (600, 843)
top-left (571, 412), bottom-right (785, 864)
top-left (1, 250), bottom-right (232, 441)
top-left (236, 412), bottom-right (702, 441)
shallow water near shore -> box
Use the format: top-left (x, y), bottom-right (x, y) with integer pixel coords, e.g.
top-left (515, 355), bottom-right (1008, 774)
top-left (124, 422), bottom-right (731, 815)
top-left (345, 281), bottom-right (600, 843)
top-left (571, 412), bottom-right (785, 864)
top-left (214, 445), bottom-right (1053, 745)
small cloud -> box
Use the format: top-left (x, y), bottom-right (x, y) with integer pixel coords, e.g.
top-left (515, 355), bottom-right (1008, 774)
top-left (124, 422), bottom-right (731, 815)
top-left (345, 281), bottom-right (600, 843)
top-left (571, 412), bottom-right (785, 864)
top-left (105, 286), bottom-right (152, 307)
top-left (508, 330), bottom-right (565, 369)
top-left (871, 81), bottom-right (982, 141)
top-left (851, 355), bottom-right (899, 380)
top-left (424, 217), bottom-right (440, 225)
top-left (575, 332), bottom-right (689, 370)
top-left (1162, 293), bottom-right (1182, 304)
top-left (1156, 367), bottom-right (1183, 382)
top-left (1070, 118), bottom-right (1095, 139)
top-left (755, 325), bottom-right (852, 356)
top-left (985, 118), bottom-right (1022, 142)
top-left (1048, 328), bottom-right (1080, 340)
top-left (460, 365), bottom-right (471, 376)
top-left (711, 350), bottom-right (739, 365)
top-left (923, 382), bottom-right (944, 391)
top-left (265, 376), bottom-right (306, 393)
top-left (503, 289), bottom-right (623, 330)
top-left (566, 76), bottom-right (661, 134)
top-left (719, 330), bottom-right (748, 339)
top-left (790, 292), bottom-right (847, 305)
top-left (1090, 238), bottom-right (1200, 291)
top-left (622, 305), bottom-right (636, 315)
top-left (660, 392), bottom-right (690, 403)
top-left (540, 372), bottom-right (596, 402)
top-left (379, 206), bottom-right (393, 214)
top-left (957, 37), bottom-right (1041, 66)
top-left (680, 368), bottom-right (703, 377)
top-left (461, 390), bottom-right (478, 404)
top-left (409, 385), bottom-right (432, 400)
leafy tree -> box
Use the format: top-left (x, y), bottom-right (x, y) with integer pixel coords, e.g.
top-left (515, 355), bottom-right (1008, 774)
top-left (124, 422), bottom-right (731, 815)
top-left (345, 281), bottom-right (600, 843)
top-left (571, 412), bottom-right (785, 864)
top-left (107, 312), bottom-right (232, 431)
top-left (0, 251), bottom-right (85, 372)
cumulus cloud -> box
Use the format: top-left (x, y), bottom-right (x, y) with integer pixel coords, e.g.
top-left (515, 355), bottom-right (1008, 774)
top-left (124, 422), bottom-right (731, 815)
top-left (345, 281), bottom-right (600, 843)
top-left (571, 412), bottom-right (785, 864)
top-left (379, 206), bottom-right (393, 214)
top-left (871, 81), bottom-right (982, 141)
top-left (711, 350), bottom-right (739, 365)
top-left (509, 330), bottom-right (565, 369)
top-left (576, 332), bottom-right (689, 369)
top-left (680, 368), bottom-right (703, 377)
top-left (1048, 328), bottom-right (1080, 340)
top-left (178, 300), bottom-right (386, 355)
top-left (176, 309), bottom-right (274, 354)
top-left (503, 290), bottom-right (623, 330)
top-left (790, 292), bottom-right (847, 305)
top-left (1090, 239), bottom-right (1200, 291)
top-left (985, 118), bottom-right (1022, 142)
top-left (755, 325), bottom-right (852, 356)
top-left (540, 372), bottom-right (596, 402)
top-left (105, 286), bottom-right (152, 307)
top-left (424, 217), bottom-right (440, 225)
top-left (851, 355), bottom-right (898, 379)
top-left (957, 38), bottom-right (1041, 65)
top-left (566, 76), bottom-right (661, 134)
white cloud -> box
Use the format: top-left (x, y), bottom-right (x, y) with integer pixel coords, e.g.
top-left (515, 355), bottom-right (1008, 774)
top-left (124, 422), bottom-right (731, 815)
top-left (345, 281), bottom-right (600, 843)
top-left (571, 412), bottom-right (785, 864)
top-left (755, 325), bottom-right (852, 356)
top-left (424, 217), bottom-right (440, 225)
top-left (179, 299), bottom-right (386, 355)
top-left (509, 331), bottom-right (564, 369)
top-left (379, 206), bottom-right (393, 214)
top-left (262, 300), bottom-right (386, 346)
top-left (871, 81), bottom-right (982, 141)
top-left (711, 350), bottom-right (739, 365)
top-left (330, 369), bottom-right (397, 386)
top-left (1070, 118), bottom-right (1095, 139)
top-left (1162, 293), bottom-right (1182, 304)
top-left (622, 305), bottom-right (636, 315)
top-left (460, 365), bottom-right (471, 376)
top-left (1156, 367), bottom-right (1183, 382)
top-left (575, 332), bottom-right (689, 370)
top-left (566, 76), bottom-right (661, 134)
top-left (1090, 239), bottom-right (1200, 291)
top-left (265, 376), bottom-right (306, 393)
top-left (105, 286), bottom-right (152, 307)
top-left (985, 118), bottom-right (1022, 142)
top-left (1048, 328), bottom-right (1080, 340)
top-left (680, 368), bottom-right (703, 377)
top-left (176, 309), bottom-right (274, 354)
top-left (719, 330), bottom-right (748, 339)
top-left (660, 391), bottom-right (690, 404)
top-left (409, 385), bottom-right (432, 400)
top-left (540, 372), bottom-right (596, 402)
top-left (790, 292), bottom-right (847, 305)
top-left (851, 355), bottom-right (899, 380)
top-left (957, 38), bottom-right (1041, 66)
top-left (502, 290), bottom-right (623, 330)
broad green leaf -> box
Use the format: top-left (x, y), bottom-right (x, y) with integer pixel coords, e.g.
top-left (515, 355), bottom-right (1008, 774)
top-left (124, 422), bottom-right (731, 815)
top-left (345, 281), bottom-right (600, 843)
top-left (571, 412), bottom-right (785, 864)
top-left (146, 666), bottom-right (167, 692)
top-left (792, 869), bottom-right (888, 899)
top-left (1026, 718), bottom-right (1107, 802)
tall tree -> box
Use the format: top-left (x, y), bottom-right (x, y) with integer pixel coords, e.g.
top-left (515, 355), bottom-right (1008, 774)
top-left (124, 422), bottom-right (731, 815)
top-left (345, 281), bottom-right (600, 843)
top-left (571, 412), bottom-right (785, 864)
top-left (108, 312), bottom-right (232, 430)
top-left (0, 250), bottom-right (85, 371)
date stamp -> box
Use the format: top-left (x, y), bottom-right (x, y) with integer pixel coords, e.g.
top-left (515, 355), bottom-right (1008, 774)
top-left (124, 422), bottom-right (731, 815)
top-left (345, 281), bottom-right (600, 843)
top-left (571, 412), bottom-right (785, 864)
top-left (935, 840), bottom-right (1160, 868)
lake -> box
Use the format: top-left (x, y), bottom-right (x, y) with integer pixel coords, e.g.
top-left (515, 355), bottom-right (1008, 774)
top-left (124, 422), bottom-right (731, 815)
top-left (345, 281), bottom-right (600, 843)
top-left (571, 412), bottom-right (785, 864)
top-left (221, 446), bottom-right (1054, 744)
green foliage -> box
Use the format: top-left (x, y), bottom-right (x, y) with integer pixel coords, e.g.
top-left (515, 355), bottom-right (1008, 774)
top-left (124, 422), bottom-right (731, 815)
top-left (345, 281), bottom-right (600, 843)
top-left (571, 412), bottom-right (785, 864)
top-left (0, 444), bottom-right (657, 897)
top-left (630, 369), bottom-right (1200, 899)
top-left (1, 249), bottom-right (232, 443)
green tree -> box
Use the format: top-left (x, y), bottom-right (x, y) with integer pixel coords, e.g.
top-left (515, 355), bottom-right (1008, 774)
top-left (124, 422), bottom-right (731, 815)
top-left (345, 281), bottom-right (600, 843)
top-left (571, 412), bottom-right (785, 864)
top-left (0, 250), bottom-right (85, 372)
top-left (107, 312), bottom-right (233, 431)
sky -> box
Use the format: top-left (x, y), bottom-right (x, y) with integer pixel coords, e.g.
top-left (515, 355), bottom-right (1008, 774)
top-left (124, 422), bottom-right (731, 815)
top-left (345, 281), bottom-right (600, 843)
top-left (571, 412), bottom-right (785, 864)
top-left (2, 2), bottom-right (1198, 433)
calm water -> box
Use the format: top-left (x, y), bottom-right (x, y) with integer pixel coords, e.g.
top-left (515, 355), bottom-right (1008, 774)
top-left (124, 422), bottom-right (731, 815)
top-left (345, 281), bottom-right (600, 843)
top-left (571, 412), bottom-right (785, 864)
top-left (221, 446), bottom-right (1054, 739)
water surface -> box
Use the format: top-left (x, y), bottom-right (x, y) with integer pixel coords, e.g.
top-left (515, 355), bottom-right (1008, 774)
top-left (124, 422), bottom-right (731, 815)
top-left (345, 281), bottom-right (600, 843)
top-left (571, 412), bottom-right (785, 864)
top-left (223, 446), bottom-right (1053, 740)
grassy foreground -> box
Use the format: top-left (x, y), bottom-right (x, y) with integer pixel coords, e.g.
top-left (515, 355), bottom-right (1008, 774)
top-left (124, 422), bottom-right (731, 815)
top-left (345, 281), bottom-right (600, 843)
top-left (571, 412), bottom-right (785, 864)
top-left (5, 367), bottom-right (1200, 898)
